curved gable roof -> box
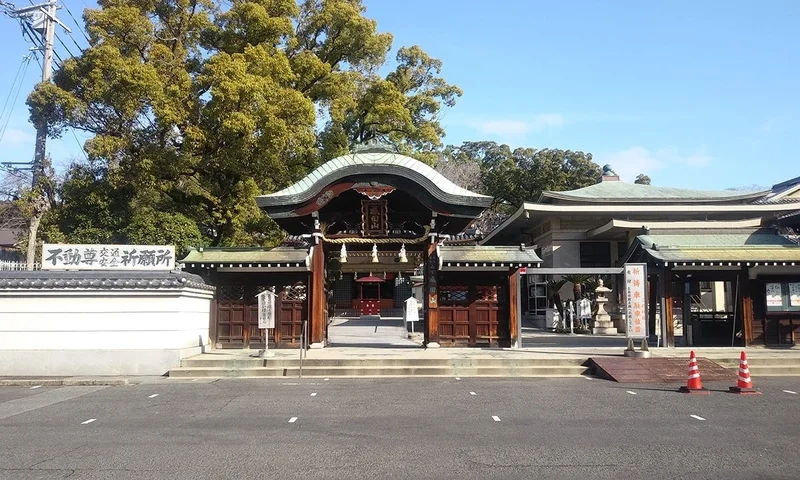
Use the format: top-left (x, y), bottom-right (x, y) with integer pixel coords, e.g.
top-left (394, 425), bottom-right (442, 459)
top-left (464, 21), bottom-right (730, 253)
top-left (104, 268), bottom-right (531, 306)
top-left (541, 182), bottom-right (768, 204)
top-left (256, 147), bottom-right (492, 210)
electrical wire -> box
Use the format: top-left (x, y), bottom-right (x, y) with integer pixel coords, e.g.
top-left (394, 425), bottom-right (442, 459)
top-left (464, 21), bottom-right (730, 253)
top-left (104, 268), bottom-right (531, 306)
top-left (0, 55), bottom-right (32, 146)
top-left (0, 55), bottom-right (30, 125)
top-left (62, 2), bottom-right (90, 44)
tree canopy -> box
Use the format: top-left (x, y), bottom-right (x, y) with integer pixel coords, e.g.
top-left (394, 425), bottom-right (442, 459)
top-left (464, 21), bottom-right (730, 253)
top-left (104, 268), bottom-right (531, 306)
top-left (634, 174), bottom-right (651, 185)
top-left (440, 141), bottom-right (601, 208)
top-left (27, 0), bottom-right (461, 252)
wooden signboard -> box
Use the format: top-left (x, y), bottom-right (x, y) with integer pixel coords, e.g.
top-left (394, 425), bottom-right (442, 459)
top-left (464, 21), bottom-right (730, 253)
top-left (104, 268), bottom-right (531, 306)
top-left (362, 200), bottom-right (388, 237)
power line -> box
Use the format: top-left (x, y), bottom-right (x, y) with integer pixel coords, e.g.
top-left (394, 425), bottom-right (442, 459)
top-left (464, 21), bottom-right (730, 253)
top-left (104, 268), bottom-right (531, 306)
top-left (62, 2), bottom-right (88, 44)
top-left (0, 55), bottom-right (32, 146)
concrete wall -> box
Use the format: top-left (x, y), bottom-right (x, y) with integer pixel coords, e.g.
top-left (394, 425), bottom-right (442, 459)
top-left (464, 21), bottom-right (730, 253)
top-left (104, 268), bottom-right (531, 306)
top-left (0, 288), bottom-right (213, 376)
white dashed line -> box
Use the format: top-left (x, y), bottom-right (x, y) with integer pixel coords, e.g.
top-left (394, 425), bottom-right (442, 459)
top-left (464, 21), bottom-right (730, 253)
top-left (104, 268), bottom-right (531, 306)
top-left (324, 378), bottom-right (329, 381)
top-left (492, 416), bottom-right (501, 422)
top-left (81, 418), bottom-right (96, 425)
top-left (310, 393), bottom-right (317, 397)
top-left (582, 375), bottom-right (593, 380)
top-left (783, 390), bottom-right (797, 395)
top-left (626, 391), bottom-right (637, 395)
top-left (30, 385), bottom-right (41, 389)
top-left (469, 392), bottom-right (477, 396)
top-left (148, 394), bottom-right (159, 398)
top-left (690, 415), bottom-right (706, 421)
top-left (191, 378), bottom-right (199, 382)
top-left (288, 417), bottom-right (298, 423)
top-left (455, 377), bottom-right (461, 381)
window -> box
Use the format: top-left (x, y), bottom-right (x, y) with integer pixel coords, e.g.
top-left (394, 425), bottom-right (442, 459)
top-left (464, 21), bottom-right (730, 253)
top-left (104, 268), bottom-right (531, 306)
top-left (580, 242), bottom-right (611, 268)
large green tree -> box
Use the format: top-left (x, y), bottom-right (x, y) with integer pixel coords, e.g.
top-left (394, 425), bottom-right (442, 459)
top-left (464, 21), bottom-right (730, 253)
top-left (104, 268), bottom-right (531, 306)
top-left (443, 141), bottom-right (601, 209)
top-left (27, 0), bottom-right (460, 252)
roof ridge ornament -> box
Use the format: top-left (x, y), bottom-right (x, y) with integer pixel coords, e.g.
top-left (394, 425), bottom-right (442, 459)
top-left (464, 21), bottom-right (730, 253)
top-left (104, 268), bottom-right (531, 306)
top-left (351, 138), bottom-right (398, 154)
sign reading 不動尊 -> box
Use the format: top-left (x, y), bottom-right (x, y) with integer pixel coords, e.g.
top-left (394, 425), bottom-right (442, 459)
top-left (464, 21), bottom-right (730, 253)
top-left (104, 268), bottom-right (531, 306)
top-left (624, 263), bottom-right (648, 339)
top-left (41, 244), bottom-right (176, 270)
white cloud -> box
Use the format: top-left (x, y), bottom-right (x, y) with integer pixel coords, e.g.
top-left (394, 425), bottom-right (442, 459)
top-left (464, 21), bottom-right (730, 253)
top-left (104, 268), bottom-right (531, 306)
top-left (468, 113), bottom-right (565, 137)
top-left (0, 128), bottom-right (35, 145)
top-left (598, 146), bottom-right (713, 182)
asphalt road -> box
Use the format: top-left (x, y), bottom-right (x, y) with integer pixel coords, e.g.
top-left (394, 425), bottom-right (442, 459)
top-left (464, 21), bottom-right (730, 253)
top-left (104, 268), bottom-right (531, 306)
top-left (1, 376), bottom-right (800, 480)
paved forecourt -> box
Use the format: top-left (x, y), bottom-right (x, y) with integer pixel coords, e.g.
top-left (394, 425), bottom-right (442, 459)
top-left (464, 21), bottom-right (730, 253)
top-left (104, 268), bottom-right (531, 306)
top-left (1, 376), bottom-right (800, 479)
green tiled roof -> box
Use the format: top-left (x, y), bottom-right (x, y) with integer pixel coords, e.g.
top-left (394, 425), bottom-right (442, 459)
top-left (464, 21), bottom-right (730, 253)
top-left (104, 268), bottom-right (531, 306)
top-left (181, 247), bottom-right (309, 266)
top-left (543, 182), bottom-right (767, 203)
top-left (439, 246), bottom-right (542, 266)
top-left (637, 231), bottom-right (800, 263)
top-left (256, 147), bottom-right (492, 209)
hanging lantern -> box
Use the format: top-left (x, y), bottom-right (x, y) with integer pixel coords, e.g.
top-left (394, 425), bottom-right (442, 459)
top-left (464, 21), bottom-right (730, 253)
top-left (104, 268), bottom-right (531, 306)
top-left (371, 244), bottom-right (379, 263)
top-left (339, 244), bottom-right (347, 263)
top-left (399, 243), bottom-right (408, 263)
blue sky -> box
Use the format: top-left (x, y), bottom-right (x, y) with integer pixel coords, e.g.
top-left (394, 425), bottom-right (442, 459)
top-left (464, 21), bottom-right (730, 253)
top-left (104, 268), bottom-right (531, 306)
top-left (1, 1), bottom-right (797, 190)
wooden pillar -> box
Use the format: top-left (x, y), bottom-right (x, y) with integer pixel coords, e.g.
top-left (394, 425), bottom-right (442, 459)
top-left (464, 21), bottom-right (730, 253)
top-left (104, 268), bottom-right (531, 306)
top-left (663, 267), bottom-right (675, 348)
top-left (740, 266), bottom-right (753, 347)
top-left (423, 241), bottom-right (440, 347)
top-left (508, 268), bottom-right (520, 348)
top-left (648, 273), bottom-right (658, 344)
top-left (310, 242), bottom-right (326, 347)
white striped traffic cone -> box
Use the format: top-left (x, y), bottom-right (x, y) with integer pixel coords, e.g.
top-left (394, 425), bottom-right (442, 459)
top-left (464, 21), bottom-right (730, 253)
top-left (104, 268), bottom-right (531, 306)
top-left (729, 351), bottom-right (761, 395)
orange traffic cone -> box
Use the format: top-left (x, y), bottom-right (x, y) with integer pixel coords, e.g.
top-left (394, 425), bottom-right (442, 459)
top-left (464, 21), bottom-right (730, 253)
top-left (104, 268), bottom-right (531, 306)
top-left (729, 351), bottom-right (761, 395)
top-left (679, 350), bottom-right (710, 394)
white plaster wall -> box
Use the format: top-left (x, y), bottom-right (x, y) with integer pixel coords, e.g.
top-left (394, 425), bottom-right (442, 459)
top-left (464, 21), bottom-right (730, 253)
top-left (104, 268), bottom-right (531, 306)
top-left (0, 288), bottom-right (212, 376)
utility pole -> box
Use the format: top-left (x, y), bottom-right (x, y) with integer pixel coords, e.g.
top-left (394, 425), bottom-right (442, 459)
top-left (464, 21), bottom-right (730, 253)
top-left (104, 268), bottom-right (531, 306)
top-left (2, 0), bottom-right (70, 186)
top-left (1, 0), bottom-right (71, 269)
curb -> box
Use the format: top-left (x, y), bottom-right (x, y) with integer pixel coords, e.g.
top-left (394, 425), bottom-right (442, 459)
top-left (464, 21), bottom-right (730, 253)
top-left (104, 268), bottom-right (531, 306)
top-left (0, 378), bottom-right (131, 387)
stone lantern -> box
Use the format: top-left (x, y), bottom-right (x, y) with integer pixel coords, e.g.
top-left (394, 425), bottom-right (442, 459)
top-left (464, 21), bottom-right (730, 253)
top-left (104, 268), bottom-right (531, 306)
top-left (592, 279), bottom-right (618, 334)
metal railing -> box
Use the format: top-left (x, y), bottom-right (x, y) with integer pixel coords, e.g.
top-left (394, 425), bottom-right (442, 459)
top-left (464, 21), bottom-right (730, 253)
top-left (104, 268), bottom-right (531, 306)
top-left (0, 260), bottom-right (40, 271)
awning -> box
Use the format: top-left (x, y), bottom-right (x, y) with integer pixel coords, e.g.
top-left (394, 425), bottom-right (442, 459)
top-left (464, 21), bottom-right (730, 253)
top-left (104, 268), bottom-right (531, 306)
top-left (439, 245), bottom-right (542, 270)
top-left (355, 275), bottom-right (385, 283)
top-left (635, 230), bottom-right (800, 266)
top-left (181, 247), bottom-right (310, 271)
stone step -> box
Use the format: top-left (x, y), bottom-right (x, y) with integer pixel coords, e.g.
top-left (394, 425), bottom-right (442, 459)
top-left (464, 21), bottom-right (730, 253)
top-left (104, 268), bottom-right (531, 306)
top-left (168, 365), bottom-right (589, 378)
top-left (180, 357), bottom-right (587, 368)
top-left (716, 358), bottom-right (800, 367)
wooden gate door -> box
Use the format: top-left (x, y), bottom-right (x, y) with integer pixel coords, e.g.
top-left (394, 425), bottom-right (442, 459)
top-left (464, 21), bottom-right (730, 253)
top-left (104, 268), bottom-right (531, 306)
top-left (438, 284), bottom-right (508, 347)
top-left (216, 285), bottom-right (248, 348)
top-left (275, 284), bottom-right (307, 347)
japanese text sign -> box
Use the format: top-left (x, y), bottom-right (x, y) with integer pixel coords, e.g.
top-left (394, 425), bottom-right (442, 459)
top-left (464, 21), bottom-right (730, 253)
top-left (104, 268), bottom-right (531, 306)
top-left (624, 263), bottom-right (648, 339)
top-left (41, 244), bottom-right (176, 270)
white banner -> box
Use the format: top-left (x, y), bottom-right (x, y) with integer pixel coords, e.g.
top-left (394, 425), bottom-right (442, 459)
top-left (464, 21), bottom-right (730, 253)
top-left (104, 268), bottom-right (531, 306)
top-left (766, 283), bottom-right (783, 307)
top-left (257, 289), bottom-right (277, 329)
top-left (624, 263), bottom-right (648, 339)
top-left (41, 244), bottom-right (176, 270)
top-left (790, 283), bottom-right (800, 308)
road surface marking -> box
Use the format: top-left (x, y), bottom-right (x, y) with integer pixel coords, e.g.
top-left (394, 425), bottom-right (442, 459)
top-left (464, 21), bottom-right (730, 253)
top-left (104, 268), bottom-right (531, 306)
top-left (310, 393), bottom-right (317, 397)
top-left (324, 378), bottom-right (329, 381)
top-left (191, 378), bottom-right (199, 382)
top-left (282, 383), bottom-right (298, 386)
top-left (582, 375), bottom-right (593, 380)
top-left (148, 394), bottom-right (159, 398)
top-left (469, 392), bottom-right (477, 396)
top-left (626, 391), bottom-right (637, 395)
top-left (455, 377), bottom-right (461, 381)
top-left (492, 416), bottom-right (501, 422)
top-left (81, 418), bottom-right (96, 425)
top-left (690, 415), bottom-right (705, 421)
top-left (288, 417), bottom-right (298, 423)
top-left (0, 386), bottom-right (107, 422)
top-left (30, 385), bottom-right (41, 389)
top-left (783, 390), bottom-right (797, 395)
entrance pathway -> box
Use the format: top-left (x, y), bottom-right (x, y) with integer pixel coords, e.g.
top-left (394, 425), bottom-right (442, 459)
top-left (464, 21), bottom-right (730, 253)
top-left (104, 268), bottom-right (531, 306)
top-left (327, 315), bottom-right (422, 348)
